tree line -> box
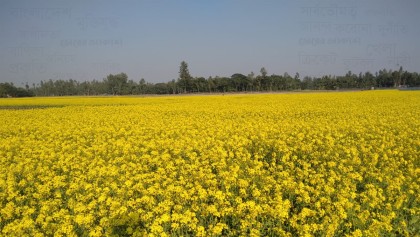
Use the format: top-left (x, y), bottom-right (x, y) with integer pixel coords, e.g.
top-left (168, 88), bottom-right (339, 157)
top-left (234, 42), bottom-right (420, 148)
top-left (1, 62), bottom-right (419, 97)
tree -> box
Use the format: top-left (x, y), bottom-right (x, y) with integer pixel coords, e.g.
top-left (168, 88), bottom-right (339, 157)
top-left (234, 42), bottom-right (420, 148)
top-left (5, 63), bottom-right (420, 97)
top-left (260, 67), bottom-right (269, 90)
top-left (138, 78), bottom-right (146, 94)
top-left (231, 73), bottom-right (247, 91)
top-left (377, 69), bottom-right (393, 87)
top-left (396, 66), bottom-right (403, 87)
top-left (207, 76), bottom-right (215, 92)
top-left (294, 72), bottom-right (300, 81)
top-left (0, 82), bottom-right (33, 97)
top-left (260, 67), bottom-right (267, 78)
top-left (301, 76), bottom-right (313, 90)
top-left (106, 73), bottom-right (128, 95)
top-left (247, 72), bottom-right (255, 91)
top-left (178, 61), bottom-right (192, 93)
top-left (363, 71), bottom-right (375, 88)
top-left (0, 83), bottom-right (15, 97)
top-left (124, 80), bottom-right (137, 95)
top-left (192, 77), bottom-right (207, 93)
top-left (168, 79), bottom-right (177, 94)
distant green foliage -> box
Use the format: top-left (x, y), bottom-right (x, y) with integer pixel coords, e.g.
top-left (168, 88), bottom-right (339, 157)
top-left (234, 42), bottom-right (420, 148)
top-left (0, 83), bottom-right (34, 98)
top-left (6, 64), bottom-right (420, 97)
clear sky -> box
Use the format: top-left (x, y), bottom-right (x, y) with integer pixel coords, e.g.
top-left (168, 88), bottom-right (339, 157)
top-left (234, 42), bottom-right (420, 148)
top-left (1, 0), bottom-right (419, 86)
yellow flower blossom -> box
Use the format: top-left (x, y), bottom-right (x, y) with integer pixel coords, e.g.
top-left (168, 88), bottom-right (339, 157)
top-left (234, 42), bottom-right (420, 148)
top-left (0, 91), bottom-right (418, 236)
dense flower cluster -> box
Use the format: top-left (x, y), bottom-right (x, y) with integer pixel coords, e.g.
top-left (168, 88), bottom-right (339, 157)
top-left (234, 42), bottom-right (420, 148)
top-left (0, 91), bottom-right (419, 236)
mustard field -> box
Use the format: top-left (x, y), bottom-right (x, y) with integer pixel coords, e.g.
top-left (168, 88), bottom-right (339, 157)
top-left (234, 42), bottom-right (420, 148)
top-left (0, 91), bottom-right (419, 236)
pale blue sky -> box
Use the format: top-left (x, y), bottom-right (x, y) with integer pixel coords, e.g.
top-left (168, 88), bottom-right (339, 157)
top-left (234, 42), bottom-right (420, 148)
top-left (1, 0), bottom-right (419, 85)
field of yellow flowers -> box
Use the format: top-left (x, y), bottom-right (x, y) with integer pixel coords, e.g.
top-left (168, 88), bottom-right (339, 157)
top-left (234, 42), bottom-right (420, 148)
top-left (0, 90), bottom-right (419, 236)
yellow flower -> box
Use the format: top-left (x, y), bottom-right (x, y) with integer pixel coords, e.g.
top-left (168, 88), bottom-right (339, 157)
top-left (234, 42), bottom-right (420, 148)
top-left (0, 91), bottom-right (418, 236)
